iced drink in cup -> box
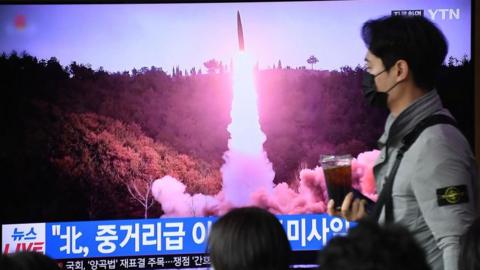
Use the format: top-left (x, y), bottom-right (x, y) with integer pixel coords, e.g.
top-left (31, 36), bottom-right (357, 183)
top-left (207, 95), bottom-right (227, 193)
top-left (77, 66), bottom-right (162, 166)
top-left (320, 154), bottom-right (353, 210)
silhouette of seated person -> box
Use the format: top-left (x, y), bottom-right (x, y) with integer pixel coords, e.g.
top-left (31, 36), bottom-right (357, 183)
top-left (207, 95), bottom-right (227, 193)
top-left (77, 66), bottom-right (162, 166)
top-left (458, 217), bottom-right (480, 270)
top-left (207, 206), bottom-right (291, 270)
top-left (0, 252), bottom-right (61, 270)
top-left (317, 219), bottom-right (430, 270)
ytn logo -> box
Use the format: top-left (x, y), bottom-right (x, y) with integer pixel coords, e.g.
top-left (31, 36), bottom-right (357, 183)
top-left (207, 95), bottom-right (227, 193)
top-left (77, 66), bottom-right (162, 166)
top-left (428, 9), bottom-right (461, 20)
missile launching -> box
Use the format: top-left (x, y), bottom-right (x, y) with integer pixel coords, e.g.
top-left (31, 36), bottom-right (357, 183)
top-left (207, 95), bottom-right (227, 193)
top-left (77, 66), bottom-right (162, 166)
top-left (237, 11), bottom-right (245, 51)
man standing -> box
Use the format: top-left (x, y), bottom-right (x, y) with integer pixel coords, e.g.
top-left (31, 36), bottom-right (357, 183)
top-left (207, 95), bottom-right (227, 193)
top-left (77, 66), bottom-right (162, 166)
top-left (328, 15), bottom-right (477, 270)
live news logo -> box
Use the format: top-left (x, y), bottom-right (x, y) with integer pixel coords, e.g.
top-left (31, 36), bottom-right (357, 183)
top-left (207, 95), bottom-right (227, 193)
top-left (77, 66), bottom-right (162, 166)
top-left (3, 242), bottom-right (45, 253)
top-left (2, 224), bottom-right (46, 254)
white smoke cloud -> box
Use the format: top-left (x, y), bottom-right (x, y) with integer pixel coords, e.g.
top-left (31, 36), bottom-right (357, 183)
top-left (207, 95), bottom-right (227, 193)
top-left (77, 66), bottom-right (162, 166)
top-left (221, 150), bottom-right (274, 206)
top-left (151, 150), bottom-right (379, 217)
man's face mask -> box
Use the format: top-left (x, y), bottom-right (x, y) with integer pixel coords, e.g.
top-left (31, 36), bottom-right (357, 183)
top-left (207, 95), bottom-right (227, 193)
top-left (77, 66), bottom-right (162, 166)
top-left (361, 69), bottom-right (400, 108)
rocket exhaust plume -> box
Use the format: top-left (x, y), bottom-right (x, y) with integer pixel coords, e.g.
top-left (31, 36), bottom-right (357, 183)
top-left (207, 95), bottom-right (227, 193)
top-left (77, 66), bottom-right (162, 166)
top-left (237, 11), bottom-right (245, 51)
top-left (221, 11), bottom-right (275, 206)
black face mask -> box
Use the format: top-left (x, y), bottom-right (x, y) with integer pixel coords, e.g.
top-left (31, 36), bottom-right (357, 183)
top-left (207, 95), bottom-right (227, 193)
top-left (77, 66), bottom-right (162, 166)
top-left (361, 69), bottom-right (399, 108)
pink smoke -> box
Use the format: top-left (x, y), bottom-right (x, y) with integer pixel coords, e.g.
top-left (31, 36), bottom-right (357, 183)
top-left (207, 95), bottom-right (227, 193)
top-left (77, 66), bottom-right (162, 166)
top-left (352, 150), bottom-right (380, 201)
top-left (151, 150), bottom-right (379, 217)
top-left (221, 150), bottom-right (274, 207)
top-left (151, 175), bottom-right (231, 217)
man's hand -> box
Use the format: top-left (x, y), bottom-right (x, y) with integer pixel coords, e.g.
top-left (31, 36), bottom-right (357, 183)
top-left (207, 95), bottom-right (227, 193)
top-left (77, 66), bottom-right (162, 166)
top-left (327, 192), bottom-right (367, 221)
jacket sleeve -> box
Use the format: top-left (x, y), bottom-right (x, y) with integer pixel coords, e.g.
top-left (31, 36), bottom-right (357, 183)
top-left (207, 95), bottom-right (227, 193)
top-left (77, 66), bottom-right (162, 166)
top-left (410, 125), bottom-right (476, 270)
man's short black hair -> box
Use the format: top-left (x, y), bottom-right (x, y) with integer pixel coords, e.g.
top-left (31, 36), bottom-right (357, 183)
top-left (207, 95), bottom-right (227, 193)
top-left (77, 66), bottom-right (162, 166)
top-left (207, 207), bottom-right (291, 270)
top-left (361, 15), bottom-right (448, 91)
top-left (317, 219), bottom-right (430, 270)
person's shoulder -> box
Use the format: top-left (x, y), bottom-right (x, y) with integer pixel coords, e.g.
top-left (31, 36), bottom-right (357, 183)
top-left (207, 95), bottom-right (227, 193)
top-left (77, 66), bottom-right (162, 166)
top-left (422, 122), bottom-right (464, 140)
top-left (414, 121), bottom-right (472, 158)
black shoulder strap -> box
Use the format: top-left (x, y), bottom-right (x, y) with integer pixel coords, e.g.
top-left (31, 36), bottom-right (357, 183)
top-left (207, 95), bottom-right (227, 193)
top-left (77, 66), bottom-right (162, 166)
top-left (370, 114), bottom-right (458, 223)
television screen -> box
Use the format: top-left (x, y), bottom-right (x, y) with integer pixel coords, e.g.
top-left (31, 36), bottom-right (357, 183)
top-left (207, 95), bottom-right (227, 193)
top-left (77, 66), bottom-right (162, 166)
top-left (0, 0), bottom-right (473, 268)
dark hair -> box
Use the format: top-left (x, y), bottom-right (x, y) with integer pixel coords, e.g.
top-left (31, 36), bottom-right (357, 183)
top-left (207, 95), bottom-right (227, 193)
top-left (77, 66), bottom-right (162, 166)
top-left (317, 219), bottom-right (430, 270)
top-left (207, 207), bottom-right (291, 270)
top-left (459, 217), bottom-right (480, 270)
top-left (361, 15), bottom-right (448, 91)
top-left (0, 252), bottom-right (61, 270)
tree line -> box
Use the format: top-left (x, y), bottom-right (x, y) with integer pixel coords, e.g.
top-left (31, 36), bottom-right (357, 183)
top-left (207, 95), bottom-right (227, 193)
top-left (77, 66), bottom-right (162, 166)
top-left (0, 51), bottom-right (471, 222)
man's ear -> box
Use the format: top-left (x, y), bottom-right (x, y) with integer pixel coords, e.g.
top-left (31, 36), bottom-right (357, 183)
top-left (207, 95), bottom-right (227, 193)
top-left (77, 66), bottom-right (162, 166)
top-left (394, 59), bottom-right (409, 82)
